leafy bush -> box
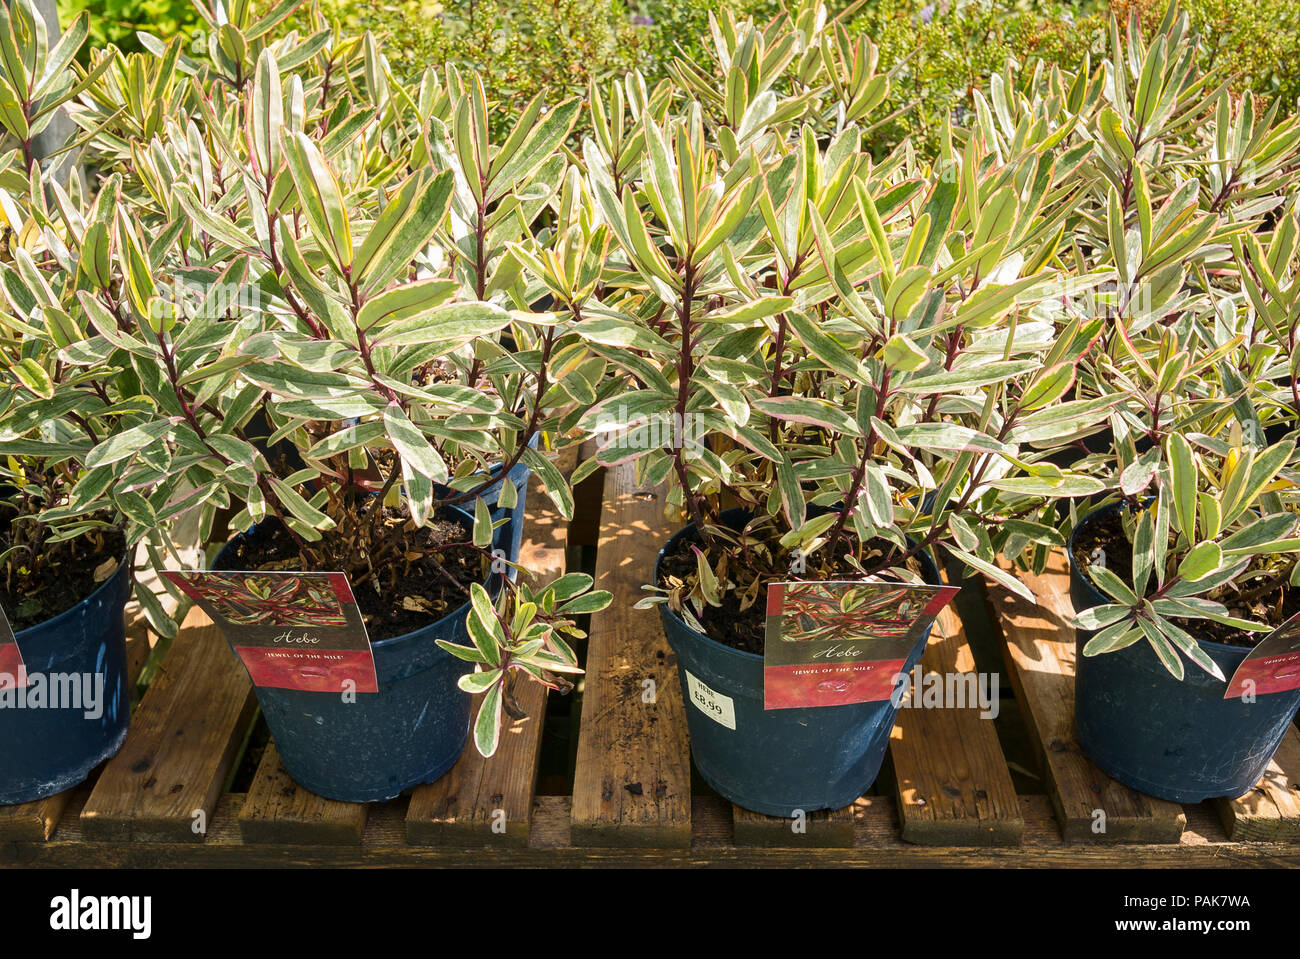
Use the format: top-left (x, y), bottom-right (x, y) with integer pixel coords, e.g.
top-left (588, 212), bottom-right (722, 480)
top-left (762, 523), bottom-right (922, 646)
top-left (59, 0), bottom-right (202, 55)
top-left (281, 0), bottom-right (643, 109)
top-left (282, 0), bottom-right (791, 93)
top-left (845, 0), bottom-right (1104, 155)
top-left (848, 0), bottom-right (1300, 157)
top-left (3, 0), bottom-right (616, 752)
top-left (624, 0), bottom-right (787, 73)
top-left (6, 0), bottom-right (1300, 724)
top-left (252, 0), bottom-right (1300, 159)
top-left (1112, 0), bottom-right (1300, 109)
top-left (974, 5), bottom-right (1300, 674)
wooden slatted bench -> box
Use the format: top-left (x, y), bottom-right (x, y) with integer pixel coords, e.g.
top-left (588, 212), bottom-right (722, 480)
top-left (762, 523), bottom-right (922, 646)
top-left (4, 467), bottom-right (1300, 866)
top-left (7, 790), bottom-right (1300, 867)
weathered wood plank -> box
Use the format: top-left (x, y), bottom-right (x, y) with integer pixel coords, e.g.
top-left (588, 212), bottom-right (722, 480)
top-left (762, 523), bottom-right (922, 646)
top-left (890, 581), bottom-right (1023, 846)
top-left (405, 466), bottom-right (572, 846)
top-left (403, 682), bottom-right (547, 845)
top-left (1214, 728), bottom-right (1300, 842)
top-left (570, 463), bottom-right (692, 847)
top-left (237, 743), bottom-right (368, 845)
top-left (78, 607), bottom-right (257, 843)
top-left (567, 439), bottom-right (604, 549)
top-left (731, 804), bottom-right (857, 847)
top-left (984, 554), bottom-right (1186, 843)
top-left (123, 604), bottom-right (156, 697)
top-left (9, 791), bottom-right (1300, 868)
top-left (0, 797), bottom-right (67, 845)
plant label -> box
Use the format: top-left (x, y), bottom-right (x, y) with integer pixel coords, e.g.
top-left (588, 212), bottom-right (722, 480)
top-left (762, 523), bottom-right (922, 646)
top-left (1223, 611), bottom-right (1300, 699)
top-left (0, 605), bottom-right (27, 690)
top-left (163, 570), bottom-right (378, 694)
top-left (762, 580), bottom-right (960, 710)
top-left (685, 670), bottom-right (736, 730)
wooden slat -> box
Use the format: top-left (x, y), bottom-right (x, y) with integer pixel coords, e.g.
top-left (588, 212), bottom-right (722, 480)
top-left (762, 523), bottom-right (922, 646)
top-left (984, 553), bottom-right (1186, 843)
top-left (567, 439), bottom-right (604, 549)
top-left (570, 463), bottom-right (692, 847)
top-left (0, 608), bottom-right (157, 842)
top-left (237, 743), bottom-right (368, 844)
top-left (402, 681), bottom-right (546, 845)
top-left (123, 603), bottom-right (156, 695)
top-left (405, 467), bottom-right (572, 846)
top-left (889, 581), bottom-right (1023, 846)
top-left (10, 791), bottom-right (1300, 867)
top-left (79, 606), bottom-right (257, 843)
top-left (1214, 728), bottom-right (1300, 842)
top-left (0, 795), bottom-right (69, 844)
top-left (731, 804), bottom-right (856, 847)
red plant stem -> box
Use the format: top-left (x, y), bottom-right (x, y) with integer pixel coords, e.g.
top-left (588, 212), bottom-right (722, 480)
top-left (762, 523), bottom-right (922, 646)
top-left (437, 323), bottom-right (556, 509)
top-left (824, 365), bottom-right (889, 558)
top-left (366, 459), bottom-right (402, 544)
top-left (670, 259), bottom-right (714, 538)
top-left (145, 309), bottom-right (309, 553)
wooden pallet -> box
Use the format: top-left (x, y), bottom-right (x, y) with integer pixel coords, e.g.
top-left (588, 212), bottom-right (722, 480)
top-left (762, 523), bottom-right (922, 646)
top-left (7, 791), bottom-right (1300, 867)
top-left (984, 553), bottom-right (1300, 844)
top-left (5, 467), bottom-right (1300, 865)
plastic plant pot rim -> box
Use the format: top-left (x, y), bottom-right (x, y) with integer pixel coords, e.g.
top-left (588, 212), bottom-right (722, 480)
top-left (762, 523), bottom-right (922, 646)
top-left (1066, 498), bottom-right (1251, 657)
top-left (435, 430), bottom-right (540, 487)
top-left (211, 502), bottom-right (492, 656)
top-left (12, 546), bottom-right (131, 641)
top-left (652, 508), bottom-right (944, 665)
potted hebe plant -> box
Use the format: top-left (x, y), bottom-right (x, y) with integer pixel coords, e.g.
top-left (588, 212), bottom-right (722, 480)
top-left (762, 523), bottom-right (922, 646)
top-left (569, 16), bottom-right (1108, 812)
top-left (0, 2), bottom-right (150, 804)
top-left (1011, 6), bottom-right (1300, 803)
top-left (0, 392), bottom-right (133, 806)
top-left (0, 176), bottom-right (144, 803)
top-left (1068, 430), bottom-right (1300, 802)
top-left (61, 29), bottom-right (609, 800)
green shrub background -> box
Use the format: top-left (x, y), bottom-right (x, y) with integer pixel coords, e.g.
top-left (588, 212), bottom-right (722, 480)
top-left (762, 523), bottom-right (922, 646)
top-left (64, 0), bottom-right (1297, 155)
top-left (59, 0), bottom-right (202, 51)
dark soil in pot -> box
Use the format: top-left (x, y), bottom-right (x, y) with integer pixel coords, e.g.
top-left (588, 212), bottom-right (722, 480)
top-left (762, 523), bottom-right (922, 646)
top-left (1070, 504), bottom-right (1299, 647)
top-left (0, 518), bottom-right (126, 632)
top-left (218, 507), bottom-right (483, 642)
top-left (657, 525), bottom-right (930, 655)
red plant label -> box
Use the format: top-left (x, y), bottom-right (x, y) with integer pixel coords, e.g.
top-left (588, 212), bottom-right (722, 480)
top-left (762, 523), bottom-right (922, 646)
top-left (762, 580), bottom-right (959, 710)
top-left (1223, 612), bottom-right (1300, 700)
top-left (163, 570), bottom-right (378, 694)
top-left (0, 605), bottom-right (27, 690)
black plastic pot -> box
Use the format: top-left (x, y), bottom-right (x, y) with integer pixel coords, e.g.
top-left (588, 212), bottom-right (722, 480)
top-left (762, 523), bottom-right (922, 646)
top-left (212, 506), bottom-right (497, 803)
top-left (1068, 501), bottom-right (1300, 803)
top-left (434, 451), bottom-right (531, 565)
top-left (656, 508), bottom-right (945, 816)
top-left (0, 558), bottom-right (131, 805)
